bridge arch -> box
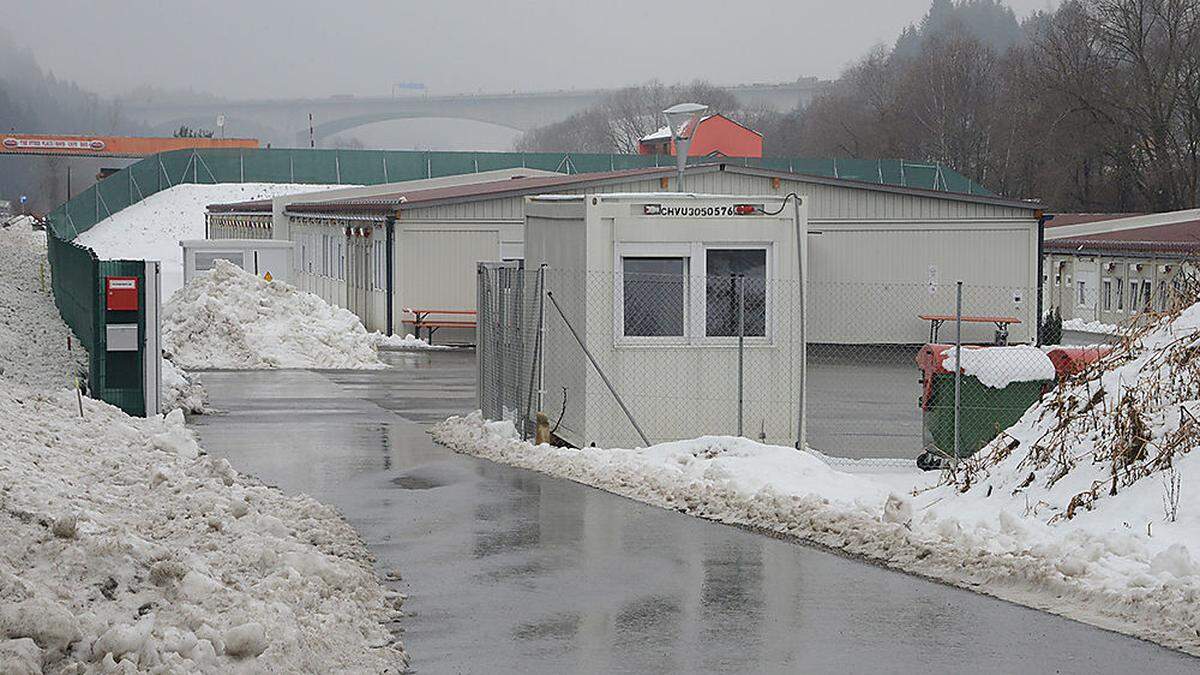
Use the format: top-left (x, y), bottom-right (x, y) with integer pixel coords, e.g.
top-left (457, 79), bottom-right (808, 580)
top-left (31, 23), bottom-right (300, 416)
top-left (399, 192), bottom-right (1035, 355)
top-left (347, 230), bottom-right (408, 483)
top-left (304, 112), bottom-right (527, 146)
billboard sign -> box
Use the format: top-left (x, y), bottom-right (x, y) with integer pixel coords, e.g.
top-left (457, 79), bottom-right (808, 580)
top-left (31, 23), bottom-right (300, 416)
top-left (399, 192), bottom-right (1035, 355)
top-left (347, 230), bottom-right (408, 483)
top-left (0, 134), bottom-right (258, 157)
top-left (4, 136), bottom-right (105, 151)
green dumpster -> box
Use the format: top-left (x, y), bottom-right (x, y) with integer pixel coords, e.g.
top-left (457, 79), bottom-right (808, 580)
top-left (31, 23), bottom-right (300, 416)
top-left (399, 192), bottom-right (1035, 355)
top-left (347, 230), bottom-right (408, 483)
top-left (915, 344), bottom-right (1054, 469)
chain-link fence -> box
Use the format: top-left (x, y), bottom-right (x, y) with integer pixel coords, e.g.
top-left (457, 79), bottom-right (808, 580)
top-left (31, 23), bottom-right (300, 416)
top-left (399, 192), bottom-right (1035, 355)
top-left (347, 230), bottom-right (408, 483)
top-left (478, 263), bottom-right (806, 450)
top-left (477, 263), bottom-right (1113, 465)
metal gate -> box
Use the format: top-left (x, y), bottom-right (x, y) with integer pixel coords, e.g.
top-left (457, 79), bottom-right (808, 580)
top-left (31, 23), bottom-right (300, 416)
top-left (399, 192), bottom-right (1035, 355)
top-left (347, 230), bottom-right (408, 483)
top-left (477, 261), bottom-right (528, 428)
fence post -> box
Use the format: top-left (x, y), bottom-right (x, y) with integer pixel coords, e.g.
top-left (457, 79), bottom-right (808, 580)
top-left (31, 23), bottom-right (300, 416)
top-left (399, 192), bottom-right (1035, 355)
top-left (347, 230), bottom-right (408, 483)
top-left (476, 265), bottom-right (486, 414)
top-left (737, 274), bottom-right (745, 437)
top-left (953, 280), bottom-right (963, 465)
top-left (497, 270), bottom-right (507, 421)
top-left (537, 264), bottom-right (547, 414)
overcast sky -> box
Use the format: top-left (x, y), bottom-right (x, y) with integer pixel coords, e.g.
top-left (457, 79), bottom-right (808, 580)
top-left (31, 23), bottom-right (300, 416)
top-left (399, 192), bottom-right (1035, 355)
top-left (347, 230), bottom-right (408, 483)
top-left (8, 0), bottom-right (1055, 100)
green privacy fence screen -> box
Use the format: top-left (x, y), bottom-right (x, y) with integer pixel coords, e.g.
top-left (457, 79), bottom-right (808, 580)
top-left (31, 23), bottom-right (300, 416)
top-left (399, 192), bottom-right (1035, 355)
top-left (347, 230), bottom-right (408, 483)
top-left (44, 148), bottom-right (990, 414)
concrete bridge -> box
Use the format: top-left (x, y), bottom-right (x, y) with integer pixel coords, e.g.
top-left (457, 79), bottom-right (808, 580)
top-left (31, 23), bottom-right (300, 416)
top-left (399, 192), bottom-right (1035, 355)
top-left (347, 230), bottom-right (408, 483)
top-left (124, 80), bottom-right (825, 147)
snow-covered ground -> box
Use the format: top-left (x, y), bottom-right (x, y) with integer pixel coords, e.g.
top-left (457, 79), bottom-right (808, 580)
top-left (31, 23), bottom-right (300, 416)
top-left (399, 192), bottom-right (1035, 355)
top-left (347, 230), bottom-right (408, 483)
top-left (2, 204), bottom-right (407, 672)
top-left (434, 301), bottom-right (1200, 655)
top-left (73, 183), bottom-right (346, 301)
top-left (373, 333), bottom-right (453, 351)
top-left (0, 385), bottom-right (407, 673)
top-left (1064, 317), bottom-right (1120, 335)
top-left (163, 260), bottom-right (387, 370)
top-left (162, 357), bottom-right (210, 414)
top-left (1, 215), bottom-right (88, 393)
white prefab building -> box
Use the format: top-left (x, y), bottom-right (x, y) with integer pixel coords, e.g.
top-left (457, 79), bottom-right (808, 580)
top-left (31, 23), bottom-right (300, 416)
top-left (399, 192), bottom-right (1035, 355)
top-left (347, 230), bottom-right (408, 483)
top-left (1042, 210), bottom-right (1200, 328)
top-left (205, 162), bottom-right (1042, 345)
top-left (180, 239), bottom-right (295, 286)
top-left (521, 193), bottom-right (807, 449)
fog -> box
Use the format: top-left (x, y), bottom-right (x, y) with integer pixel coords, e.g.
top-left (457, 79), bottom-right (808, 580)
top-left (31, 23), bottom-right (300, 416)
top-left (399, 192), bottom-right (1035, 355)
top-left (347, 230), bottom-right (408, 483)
top-left (6, 0), bottom-right (1054, 100)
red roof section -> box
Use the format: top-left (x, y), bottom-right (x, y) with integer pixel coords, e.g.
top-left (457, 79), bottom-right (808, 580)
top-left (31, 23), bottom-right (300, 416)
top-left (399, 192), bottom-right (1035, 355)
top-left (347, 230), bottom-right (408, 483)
top-left (1046, 219), bottom-right (1200, 255)
top-left (207, 198), bottom-right (273, 214)
top-left (1045, 213), bottom-right (1143, 228)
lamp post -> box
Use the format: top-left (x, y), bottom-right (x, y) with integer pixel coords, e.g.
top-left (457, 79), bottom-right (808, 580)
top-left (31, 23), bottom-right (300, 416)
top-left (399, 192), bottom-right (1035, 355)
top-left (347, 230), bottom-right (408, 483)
top-left (662, 102), bottom-right (708, 192)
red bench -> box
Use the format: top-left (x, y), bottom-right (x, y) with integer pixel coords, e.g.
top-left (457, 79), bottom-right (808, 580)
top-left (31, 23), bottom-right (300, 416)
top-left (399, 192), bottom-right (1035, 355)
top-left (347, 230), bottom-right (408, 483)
top-left (403, 308), bottom-right (476, 345)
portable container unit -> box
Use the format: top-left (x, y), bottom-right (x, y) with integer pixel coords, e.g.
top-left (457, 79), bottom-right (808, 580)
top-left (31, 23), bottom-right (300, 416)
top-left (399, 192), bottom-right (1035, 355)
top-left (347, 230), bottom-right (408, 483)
top-left (522, 193), bottom-right (807, 449)
top-left (180, 239), bottom-right (295, 286)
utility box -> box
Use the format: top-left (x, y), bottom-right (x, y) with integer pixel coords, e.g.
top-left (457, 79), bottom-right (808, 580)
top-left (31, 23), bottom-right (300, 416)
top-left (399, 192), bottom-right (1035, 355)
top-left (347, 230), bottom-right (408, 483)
top-left (181, 239), bottom-right (294, 286)
top-left (105, 324), bottom-right (139, 351)
top-left (105, 277), bottom-right (139, 311)
top-left (96, 260), bottom-right (162, 417)
top-left (518, 192), bottom-right (808, 449)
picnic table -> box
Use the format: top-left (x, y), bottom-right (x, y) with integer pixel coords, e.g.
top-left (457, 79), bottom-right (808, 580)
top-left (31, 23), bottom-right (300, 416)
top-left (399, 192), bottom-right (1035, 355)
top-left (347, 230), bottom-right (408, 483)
top-left (403, 308), bottom-right (477, 344)
top-left (918, 314), bottom-right (1021, 344)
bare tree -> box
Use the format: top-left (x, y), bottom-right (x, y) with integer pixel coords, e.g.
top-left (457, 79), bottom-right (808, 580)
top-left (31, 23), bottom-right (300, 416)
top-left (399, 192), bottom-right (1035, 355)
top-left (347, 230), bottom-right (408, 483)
top-left (516, 80), bottom-right (744, 154)
top-left (1027, 0), bottom-right (1200, 209)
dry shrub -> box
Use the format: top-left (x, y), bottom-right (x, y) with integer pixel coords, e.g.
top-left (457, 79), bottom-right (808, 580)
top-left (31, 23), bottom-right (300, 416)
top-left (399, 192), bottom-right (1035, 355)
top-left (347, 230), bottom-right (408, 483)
top-left (945, 269), bottom-right (1200, 522)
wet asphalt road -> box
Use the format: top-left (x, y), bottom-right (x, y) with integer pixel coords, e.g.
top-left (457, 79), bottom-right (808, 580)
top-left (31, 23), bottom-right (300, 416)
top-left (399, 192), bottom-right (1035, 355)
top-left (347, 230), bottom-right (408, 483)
top-left (190, 350), bottom-right (1197, 674)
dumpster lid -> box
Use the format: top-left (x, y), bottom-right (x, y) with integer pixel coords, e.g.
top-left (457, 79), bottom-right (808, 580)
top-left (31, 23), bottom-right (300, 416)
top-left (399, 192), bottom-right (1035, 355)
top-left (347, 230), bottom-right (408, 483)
top-left (1045, 346), bottom-right (1112, 378)
top-left (917, 344), bottom-right (1056, 389)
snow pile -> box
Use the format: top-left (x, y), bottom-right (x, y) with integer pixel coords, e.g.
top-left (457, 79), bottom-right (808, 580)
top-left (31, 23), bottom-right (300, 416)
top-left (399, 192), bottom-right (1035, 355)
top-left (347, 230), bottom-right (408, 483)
top-left (0, 216), bottom-right (88, 393)
top-left (435, 395), bottom-right (1200, 653)
top-left (163, 260), bottom-right (385, 370)
top-left (1064, 317), bottom-right (1120, 335)
top-left (162, 357), bottom-right (209, 414)
top-left (941, 345), bottom-right (1056, 388)
top-left (372, 333), bottom-right (453, 351)
top-left (74, 183), bottom-right (348, 300)
top-left (0, 384), bottom-right (407, 672)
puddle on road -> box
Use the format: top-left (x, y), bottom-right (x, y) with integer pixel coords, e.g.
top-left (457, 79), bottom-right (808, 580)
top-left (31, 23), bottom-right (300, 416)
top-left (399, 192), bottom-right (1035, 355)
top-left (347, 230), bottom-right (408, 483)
top-left (391, 474), bottom-right (446, 490)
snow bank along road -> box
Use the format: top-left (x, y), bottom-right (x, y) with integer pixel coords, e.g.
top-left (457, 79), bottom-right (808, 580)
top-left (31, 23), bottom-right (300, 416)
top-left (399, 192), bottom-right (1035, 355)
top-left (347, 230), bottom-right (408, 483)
top-left (0, 214), bottom-right (406, 672)
top-left (434, 301), bottom-right (1200, 658)
top-left (190, 350), bottom-right (1196, 673)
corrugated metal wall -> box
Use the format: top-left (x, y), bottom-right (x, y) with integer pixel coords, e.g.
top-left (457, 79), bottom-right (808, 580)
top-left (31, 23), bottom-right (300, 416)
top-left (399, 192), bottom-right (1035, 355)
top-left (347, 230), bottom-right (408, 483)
top-left (400, 229), bottom-right (500, 311)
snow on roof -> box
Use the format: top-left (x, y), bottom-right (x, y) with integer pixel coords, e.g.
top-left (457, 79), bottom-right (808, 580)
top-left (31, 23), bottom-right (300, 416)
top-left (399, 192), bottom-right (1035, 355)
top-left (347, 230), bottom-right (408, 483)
top-left (640, 125), bottom-right (674, 142)
top-left (638, 114), bottom-right (719, 143)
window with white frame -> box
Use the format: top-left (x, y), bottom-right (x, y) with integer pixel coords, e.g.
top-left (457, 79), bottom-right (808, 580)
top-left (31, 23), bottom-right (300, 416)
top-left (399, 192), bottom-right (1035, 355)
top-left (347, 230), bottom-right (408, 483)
top-left (1077, 280), bottom-right (1087, 307)
top-left (617, 243), bottom-right (771, 340)
top-left (1142, 279), bottom-right (1152, 308)
top-left (622, 257), bottom-right (687, 337)
top-left (705, 248), bottom-right (767, 336)
top-left (1128, 278), bottom-right (1138, 312)
top-left (337, 242), bottom-right (344, 280)
top-left (1102, 278), bottom-right (1112, 311)
top-left (1115, 277), bottom-right (1124, 310)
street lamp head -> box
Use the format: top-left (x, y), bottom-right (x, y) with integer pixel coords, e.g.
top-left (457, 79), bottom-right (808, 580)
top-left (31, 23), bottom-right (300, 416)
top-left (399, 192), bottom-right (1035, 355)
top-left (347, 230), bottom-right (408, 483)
top-left (662, 102), bottom-right (708, 141)
top-left (662, 103), bottom-right (708, 192)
